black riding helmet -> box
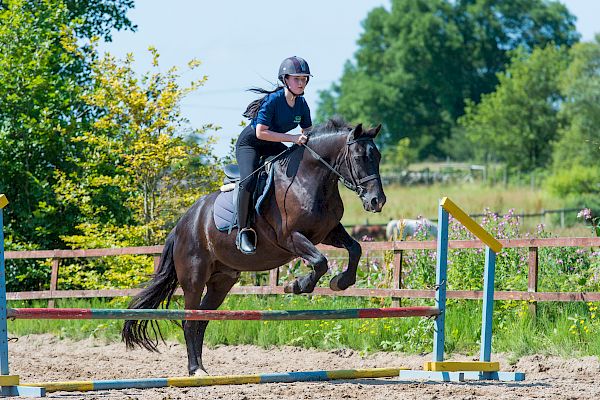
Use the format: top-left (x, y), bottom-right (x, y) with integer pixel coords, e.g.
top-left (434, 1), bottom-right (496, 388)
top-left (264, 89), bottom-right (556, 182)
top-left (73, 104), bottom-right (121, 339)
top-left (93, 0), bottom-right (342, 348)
top-left (278, 56), bottom-right (312, 84)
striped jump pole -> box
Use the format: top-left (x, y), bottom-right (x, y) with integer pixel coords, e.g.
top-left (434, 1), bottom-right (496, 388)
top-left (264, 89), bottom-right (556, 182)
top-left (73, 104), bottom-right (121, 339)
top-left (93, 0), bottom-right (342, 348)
top-left (22, 367), bottom-right (406, 393)
top-left (7, 306), bottom-right (440, 321)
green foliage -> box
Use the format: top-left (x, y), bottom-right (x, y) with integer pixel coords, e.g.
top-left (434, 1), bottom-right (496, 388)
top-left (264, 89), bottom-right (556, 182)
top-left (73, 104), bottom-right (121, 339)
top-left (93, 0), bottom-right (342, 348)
top-left (3, 236), bottom-right (49, 292)
top-left (547, 38), bottom-right (600, 209)
top-left (52, 49), bottom-right (222, 289)
top-left (0, 0), bottom-right (135, 248)
top-left (380, 138), bottom-right (415, 172)
top-left (457, 46), bottom-right (569, 172)
top-left (318, 0), bottom-right (578, 159)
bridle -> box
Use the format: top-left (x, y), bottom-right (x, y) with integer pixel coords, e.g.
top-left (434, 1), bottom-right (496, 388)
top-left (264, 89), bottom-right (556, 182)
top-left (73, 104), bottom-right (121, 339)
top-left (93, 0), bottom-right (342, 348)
top-left (301, 136), bottom-right (380, 197)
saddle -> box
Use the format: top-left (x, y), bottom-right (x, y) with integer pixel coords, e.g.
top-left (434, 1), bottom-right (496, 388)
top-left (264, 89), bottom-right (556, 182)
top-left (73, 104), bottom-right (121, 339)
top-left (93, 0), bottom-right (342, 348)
top-left (212, 160), bottom-right (275, 232)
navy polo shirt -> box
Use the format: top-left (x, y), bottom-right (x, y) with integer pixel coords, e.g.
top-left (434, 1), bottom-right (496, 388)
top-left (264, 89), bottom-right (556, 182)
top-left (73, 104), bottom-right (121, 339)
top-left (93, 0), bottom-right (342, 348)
top-left (252, 89), bottom-right (312, 133)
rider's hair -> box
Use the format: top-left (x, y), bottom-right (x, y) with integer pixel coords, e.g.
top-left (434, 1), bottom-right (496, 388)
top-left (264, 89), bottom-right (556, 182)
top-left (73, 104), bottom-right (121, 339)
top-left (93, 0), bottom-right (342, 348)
top-left (242, 86), bottom-right (284, 120)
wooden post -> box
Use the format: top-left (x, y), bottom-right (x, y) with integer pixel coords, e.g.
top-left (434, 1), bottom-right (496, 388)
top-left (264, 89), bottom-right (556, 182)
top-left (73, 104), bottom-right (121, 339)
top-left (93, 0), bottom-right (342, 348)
top-left (269, 268), bottom-right (279, 290)
top-left (391, 250), bottom-right (403, 307)
top-left (153, 255), bottom-right (161, 273)
top-left (48, 257), bottom-right (60, 308)
top-left (527, 246), bottom-right (539, 317)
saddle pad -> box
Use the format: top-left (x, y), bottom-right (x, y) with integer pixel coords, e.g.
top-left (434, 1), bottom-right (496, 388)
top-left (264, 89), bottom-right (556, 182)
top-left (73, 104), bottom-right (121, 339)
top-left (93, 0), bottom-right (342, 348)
top-left (213, 166), bottom-right (275, 232)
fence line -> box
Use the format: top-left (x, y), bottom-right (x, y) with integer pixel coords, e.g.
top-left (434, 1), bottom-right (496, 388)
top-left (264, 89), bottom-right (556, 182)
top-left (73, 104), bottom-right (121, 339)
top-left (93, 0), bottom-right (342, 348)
top-left (4, 237), bottom-right (599, 304)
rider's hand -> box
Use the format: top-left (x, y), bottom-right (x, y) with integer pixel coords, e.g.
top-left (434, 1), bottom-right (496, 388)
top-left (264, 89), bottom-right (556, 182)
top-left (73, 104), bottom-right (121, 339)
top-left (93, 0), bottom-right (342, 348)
top-left (295, 133), bottom-right (308, 145)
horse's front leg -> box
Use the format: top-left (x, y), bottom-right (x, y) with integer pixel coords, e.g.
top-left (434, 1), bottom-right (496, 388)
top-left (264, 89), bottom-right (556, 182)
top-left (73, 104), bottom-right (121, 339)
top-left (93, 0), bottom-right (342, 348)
top-left (321, 223), bottom-right (362, 291)
top-left (283, 232), bottom-right (329, 294)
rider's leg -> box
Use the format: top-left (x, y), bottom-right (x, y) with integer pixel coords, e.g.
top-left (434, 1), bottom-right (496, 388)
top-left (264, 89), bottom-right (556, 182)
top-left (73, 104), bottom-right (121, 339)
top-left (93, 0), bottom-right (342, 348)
top-left (235, 142), bottom-right (260, 255)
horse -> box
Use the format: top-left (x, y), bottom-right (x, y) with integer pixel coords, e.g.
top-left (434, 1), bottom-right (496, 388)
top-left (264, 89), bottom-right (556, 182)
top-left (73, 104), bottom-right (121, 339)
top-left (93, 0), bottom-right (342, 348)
top-left (122, 118), bottom-right (386, 376)
top-left (350, 224), bottom-right (386, 241)
top-left (385, 218), bottom-right (438, 241)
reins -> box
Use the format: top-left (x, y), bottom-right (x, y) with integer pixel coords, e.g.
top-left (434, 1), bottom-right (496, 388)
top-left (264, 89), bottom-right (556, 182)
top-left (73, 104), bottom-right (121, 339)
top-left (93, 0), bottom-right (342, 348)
top-left (236, 134), bottom-right (378, 199)
top-left (301, 136), bottom-right (379, 197)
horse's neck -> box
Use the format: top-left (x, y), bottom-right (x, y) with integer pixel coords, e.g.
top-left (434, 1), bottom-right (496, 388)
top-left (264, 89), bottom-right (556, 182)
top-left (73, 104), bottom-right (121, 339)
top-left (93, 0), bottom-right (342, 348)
top-left (275, 135), bottom-right (345, 201)
top-left (299, 135), bottom-right (345, 193)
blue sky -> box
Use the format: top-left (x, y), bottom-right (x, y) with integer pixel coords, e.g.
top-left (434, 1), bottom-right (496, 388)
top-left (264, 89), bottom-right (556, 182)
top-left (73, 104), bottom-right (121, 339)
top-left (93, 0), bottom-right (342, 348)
top-left (99, 0), bottom-right (600, 157)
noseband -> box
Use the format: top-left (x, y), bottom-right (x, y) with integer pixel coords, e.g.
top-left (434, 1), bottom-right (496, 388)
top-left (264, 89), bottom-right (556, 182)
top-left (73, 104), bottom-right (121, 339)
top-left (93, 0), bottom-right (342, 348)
top-left (302, 136), bottom-right (379, 197)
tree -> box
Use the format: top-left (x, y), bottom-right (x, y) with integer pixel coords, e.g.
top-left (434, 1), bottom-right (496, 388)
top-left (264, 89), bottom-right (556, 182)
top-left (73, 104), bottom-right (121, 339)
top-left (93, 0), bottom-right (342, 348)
top-left (457, 46), bottom-right (569, 172)
top-left (547, 36), bottom-right (600, 210)
top-left (53, 49), bottom-right (221, 289)
top-left (317, 0), bottom-right (579, 159)
top-left (0, 0), bottom-right (135, 248)
top-left (57, 49), bottom-right (221, 245)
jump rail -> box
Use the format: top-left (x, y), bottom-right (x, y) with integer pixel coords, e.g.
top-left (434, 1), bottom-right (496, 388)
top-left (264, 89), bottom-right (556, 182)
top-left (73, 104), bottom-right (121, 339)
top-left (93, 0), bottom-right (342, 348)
top-left (22, 367), bottom-right (406, 393)
top-left (7, 306), bottom-right (440, 321)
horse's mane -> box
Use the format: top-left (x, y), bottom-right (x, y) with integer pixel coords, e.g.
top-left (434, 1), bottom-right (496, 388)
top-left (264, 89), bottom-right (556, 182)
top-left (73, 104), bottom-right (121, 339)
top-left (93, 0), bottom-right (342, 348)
top-left (310, 116), bottom-right (353, 137)
top-left (277, 117), bottom-right (352, 166)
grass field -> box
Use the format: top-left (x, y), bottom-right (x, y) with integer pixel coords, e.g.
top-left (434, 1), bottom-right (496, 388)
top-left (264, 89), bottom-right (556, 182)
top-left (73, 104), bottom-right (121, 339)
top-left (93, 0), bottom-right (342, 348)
top-left (339, 183), bottom-right (589, 235)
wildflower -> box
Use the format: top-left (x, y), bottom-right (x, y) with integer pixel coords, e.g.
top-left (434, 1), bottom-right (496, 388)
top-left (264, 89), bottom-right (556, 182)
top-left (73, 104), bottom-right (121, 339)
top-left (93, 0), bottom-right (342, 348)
top-left (577, 208), bottom-right (592, 221)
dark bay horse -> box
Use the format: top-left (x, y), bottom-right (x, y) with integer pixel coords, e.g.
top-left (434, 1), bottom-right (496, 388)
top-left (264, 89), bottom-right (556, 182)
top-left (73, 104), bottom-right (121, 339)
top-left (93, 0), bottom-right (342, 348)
top-left (122, 118), bottom-right (386, 376)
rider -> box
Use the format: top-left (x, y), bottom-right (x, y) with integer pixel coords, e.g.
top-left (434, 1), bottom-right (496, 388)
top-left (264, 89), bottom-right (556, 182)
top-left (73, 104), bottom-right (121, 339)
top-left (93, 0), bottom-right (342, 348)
top-left (235, 56), bottom-right (313, 255)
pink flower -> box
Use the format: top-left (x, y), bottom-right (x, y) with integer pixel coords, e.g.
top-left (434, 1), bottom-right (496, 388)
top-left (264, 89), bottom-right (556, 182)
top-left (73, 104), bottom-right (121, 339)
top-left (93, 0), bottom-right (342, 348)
top-left (577, 208), bottom-right (592, 221)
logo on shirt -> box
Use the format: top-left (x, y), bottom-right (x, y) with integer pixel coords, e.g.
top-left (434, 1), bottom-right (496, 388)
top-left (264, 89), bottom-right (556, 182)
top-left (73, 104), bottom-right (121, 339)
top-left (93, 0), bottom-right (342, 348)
top-left (294, 115), bottom-right (301, 123)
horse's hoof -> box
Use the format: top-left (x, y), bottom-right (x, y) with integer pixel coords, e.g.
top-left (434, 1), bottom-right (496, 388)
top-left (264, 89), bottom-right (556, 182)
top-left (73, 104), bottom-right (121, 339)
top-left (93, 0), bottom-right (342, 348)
top-left (284, 281), bottom-right (300, 294)
top-left (329, 275), bottom-right (343, 291)
top-left (191, 367), bottom-right (209, 377)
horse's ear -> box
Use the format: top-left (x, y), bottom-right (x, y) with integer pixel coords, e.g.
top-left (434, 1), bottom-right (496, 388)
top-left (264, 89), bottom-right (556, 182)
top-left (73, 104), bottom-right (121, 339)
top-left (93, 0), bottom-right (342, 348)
top-left (349, 123), bottom-right (363, 141)
top-left (367, 124), bottom-right (382, 138)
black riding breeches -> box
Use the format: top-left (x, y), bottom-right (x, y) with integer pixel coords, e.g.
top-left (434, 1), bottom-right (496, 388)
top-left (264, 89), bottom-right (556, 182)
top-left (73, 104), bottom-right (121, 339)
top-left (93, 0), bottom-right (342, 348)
top-left (235, 125), bottom-right (287, 193)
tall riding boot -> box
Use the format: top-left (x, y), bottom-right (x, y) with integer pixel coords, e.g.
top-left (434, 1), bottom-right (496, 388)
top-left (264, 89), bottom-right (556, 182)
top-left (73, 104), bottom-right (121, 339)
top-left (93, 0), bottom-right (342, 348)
top-left (236, 188), bottom-right (256, 255)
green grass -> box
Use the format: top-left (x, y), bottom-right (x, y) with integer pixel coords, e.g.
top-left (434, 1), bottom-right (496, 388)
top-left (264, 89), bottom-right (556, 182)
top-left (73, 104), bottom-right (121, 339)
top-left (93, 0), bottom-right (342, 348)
top-left (341, 183), bottom-right (562, 225)
top-left (340, 182), bottom-right (590, 235)
top-left (8, 296), bottom-right (600, 358)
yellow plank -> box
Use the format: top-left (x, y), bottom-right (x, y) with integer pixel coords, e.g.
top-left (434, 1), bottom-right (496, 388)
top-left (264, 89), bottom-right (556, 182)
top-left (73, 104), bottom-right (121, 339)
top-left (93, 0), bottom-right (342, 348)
top-left (0, 375), bottom-right (20, 386)
top-left (0, 194), bottom-right (8, 209)
top-left (440, 197), bottom-right (502, 253)
top-left (22, 381), bottom-right (94, 392)
top-left (424, 361), bottom-right (500, 372)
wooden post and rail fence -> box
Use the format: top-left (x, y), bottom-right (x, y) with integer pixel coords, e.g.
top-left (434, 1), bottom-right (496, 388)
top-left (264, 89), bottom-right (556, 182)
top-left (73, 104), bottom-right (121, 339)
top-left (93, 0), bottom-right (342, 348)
top-left (4, 237), bottom-right (600, 312)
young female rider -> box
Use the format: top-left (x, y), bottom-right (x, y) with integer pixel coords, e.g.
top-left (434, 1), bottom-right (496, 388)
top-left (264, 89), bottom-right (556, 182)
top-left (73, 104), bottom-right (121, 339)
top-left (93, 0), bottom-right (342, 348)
top-left (235, 56), bottom-right (313, 255)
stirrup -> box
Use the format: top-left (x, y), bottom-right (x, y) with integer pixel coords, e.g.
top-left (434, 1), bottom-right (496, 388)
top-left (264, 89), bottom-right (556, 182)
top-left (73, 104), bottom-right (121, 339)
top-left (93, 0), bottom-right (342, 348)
top-left (236, 227), bottom-right (257, 255)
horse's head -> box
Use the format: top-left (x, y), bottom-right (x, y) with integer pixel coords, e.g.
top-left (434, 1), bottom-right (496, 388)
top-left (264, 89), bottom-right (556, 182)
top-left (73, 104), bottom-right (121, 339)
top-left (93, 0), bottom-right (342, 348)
top-left (341, 123), bottom-right (386, 213)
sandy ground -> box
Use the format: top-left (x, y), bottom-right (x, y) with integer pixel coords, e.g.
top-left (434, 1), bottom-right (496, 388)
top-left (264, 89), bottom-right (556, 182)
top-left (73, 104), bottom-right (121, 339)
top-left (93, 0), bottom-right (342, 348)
top-left (7, 334), bottom-right (600, 399)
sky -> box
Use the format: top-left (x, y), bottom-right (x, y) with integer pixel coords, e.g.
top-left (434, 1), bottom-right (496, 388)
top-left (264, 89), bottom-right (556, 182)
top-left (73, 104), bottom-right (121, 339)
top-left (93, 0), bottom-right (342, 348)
top-left (99, 0), bottom-right (600, 158)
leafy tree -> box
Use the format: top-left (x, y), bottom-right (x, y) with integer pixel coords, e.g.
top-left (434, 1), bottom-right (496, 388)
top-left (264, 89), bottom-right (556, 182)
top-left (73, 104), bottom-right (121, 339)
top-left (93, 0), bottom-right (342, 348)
top-left (0, 0), bottom-right (135, 248)
top-left (457, 46), bottom-right (569, 172)
top-left (317, 0), bottom-right (578, 159)
top-left (56, 49), bottom-right (221, 249)
top-left (53, 49), bottom-right (221, 289)
top-left (547, 37), bottom-right (600, 210)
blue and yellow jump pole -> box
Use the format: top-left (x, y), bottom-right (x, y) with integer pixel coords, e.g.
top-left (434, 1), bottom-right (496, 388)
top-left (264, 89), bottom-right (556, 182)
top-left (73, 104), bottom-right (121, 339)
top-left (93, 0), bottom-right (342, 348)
top-left (22, 367), bottom-right (406, 393)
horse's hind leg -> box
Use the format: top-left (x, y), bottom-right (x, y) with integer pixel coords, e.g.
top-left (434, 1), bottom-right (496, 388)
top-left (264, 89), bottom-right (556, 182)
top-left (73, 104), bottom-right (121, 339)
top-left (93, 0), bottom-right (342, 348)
top-left (184, 268), bottom-right (239, 376)
top-left (283, 232), bottom-right (329, 294)
top-left (321, 223), bottom-right (361, 291)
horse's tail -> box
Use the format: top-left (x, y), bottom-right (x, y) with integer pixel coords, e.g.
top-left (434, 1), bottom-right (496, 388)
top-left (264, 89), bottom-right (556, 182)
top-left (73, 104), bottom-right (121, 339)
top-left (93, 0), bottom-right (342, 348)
top-left (122, 230), bottom-right (179, 352)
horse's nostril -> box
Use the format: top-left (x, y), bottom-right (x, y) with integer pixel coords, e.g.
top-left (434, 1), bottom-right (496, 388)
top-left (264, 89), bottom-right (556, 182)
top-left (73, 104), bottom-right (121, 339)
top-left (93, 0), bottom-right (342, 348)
top-left (371, 197), bottom-right (378, 208)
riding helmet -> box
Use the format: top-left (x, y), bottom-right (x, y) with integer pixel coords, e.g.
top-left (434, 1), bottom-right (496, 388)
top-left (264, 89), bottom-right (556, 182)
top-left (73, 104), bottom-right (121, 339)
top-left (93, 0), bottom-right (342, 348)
top-left (278, 56), bottom-right (312, 83)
